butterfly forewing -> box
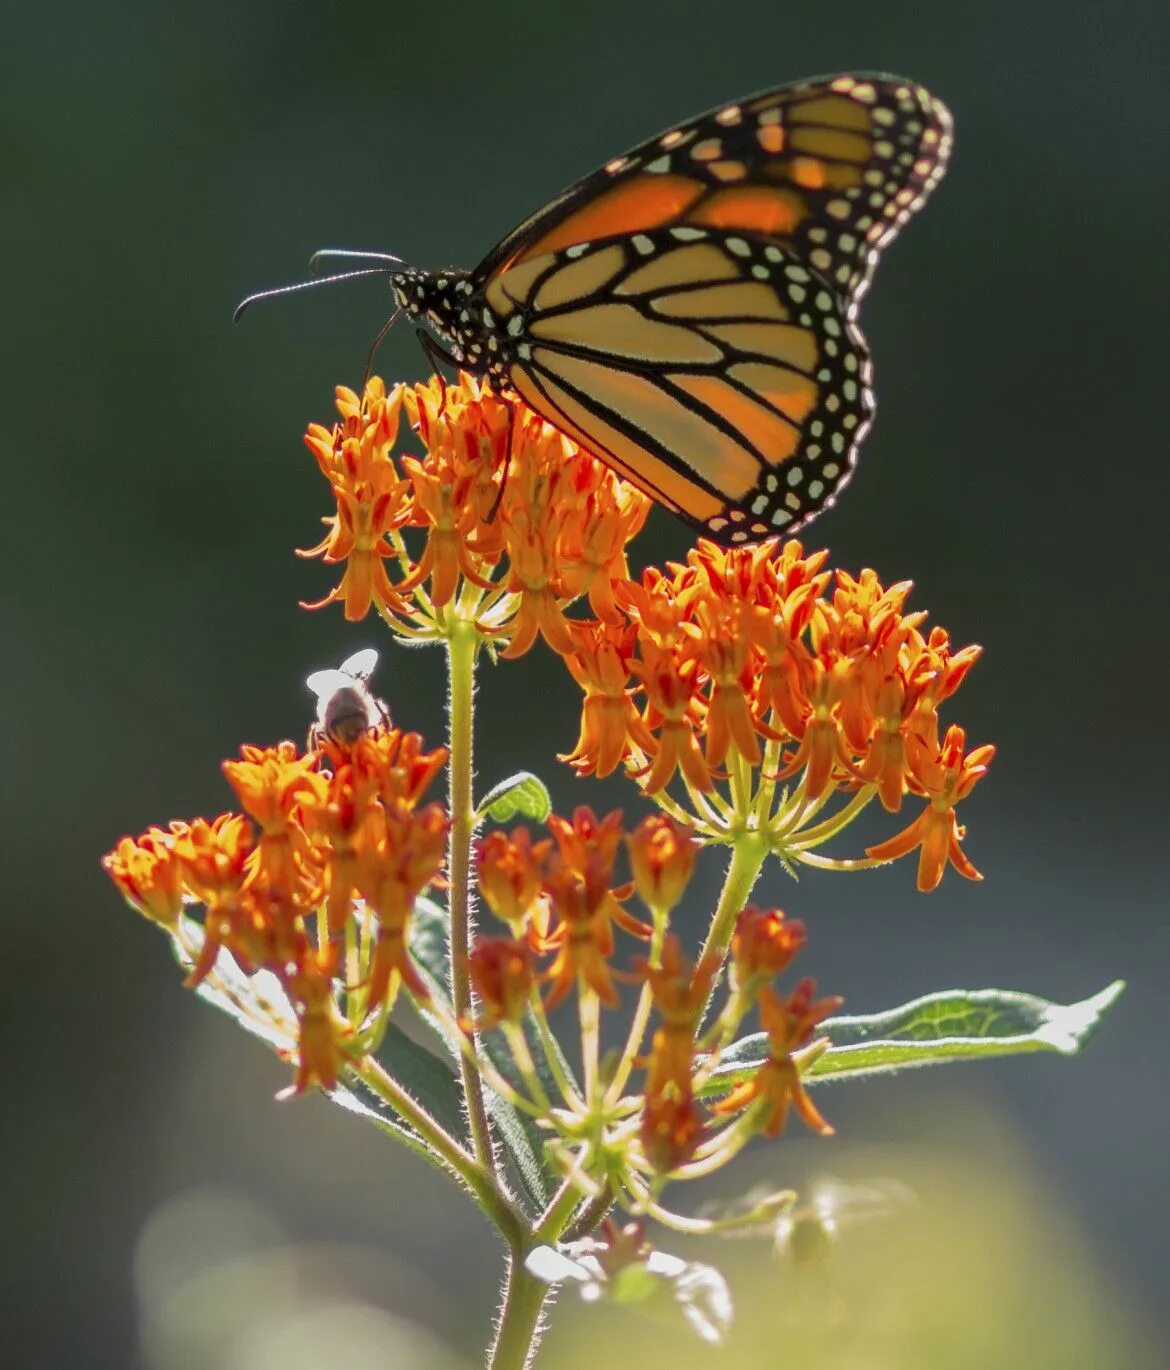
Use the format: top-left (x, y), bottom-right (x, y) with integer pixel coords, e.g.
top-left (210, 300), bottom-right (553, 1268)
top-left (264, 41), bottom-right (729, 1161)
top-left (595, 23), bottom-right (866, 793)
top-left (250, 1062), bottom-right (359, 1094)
top-left (473, 74), bottom-right (952, 306)
top-left (483, 227), bottom-right (873, 542)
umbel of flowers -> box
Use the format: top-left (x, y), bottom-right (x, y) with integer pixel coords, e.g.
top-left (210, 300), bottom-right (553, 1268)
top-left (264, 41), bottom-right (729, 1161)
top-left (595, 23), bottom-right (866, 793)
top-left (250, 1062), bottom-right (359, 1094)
top-left (104, 375), bottom-right (1009, 1368)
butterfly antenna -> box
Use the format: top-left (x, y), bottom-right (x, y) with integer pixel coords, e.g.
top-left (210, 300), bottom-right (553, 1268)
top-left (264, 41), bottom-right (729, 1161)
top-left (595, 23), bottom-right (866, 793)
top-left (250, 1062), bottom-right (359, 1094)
top-left (233, 266), bottom-right (396, 324)
top-left (309, 248), bottom-right (405, 273)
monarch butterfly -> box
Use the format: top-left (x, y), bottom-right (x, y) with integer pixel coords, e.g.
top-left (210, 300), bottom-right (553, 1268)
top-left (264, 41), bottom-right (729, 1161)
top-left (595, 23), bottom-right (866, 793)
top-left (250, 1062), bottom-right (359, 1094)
top-left (240, 73), bottom-right (952, 546)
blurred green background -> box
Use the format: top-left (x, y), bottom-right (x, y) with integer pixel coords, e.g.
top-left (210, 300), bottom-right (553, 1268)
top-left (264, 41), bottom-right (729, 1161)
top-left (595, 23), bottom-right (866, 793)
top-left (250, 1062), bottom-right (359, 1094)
top-left (4, 0), bottom-right (1168, 1365)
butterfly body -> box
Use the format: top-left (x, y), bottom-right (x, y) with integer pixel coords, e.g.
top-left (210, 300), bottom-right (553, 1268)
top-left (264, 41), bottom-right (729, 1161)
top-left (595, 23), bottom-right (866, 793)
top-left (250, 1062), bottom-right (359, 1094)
top-left (332, 75), bottom-right (951, 544)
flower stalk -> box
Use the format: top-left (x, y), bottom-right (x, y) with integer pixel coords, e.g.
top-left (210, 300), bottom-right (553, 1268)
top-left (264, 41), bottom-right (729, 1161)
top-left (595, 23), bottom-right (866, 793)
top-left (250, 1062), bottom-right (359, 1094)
top-left (446, 616), bottom-right (497, 1175)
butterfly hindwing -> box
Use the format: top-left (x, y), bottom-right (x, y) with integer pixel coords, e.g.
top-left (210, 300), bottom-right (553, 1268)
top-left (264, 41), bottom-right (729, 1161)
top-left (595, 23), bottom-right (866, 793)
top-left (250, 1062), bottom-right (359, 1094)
top-left (474, 73), bottom-right (952, 306)
top-left (482, 228), bottom-right (873, 543)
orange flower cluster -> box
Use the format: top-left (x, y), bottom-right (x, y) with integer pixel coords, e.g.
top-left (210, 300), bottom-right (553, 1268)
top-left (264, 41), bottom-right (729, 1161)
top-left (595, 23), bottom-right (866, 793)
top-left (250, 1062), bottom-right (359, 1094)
top-left (104, 728), bottom-right (449, 1093)
top-left (301, 375), bottom-right (649, 653)
top-left (633, 903), bottom-right (834, 1172)
top-left (473, 810), bottom-right (836, 1174)
top-left (561, 539), bottom-right (993, 890)
top-left (475, 808), bottom-right (654, 1014)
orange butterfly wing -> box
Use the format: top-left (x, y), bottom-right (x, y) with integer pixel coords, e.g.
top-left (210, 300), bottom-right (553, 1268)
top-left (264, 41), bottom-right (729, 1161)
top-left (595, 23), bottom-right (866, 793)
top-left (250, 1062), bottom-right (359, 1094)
top-left (483, 230), bottom-right (873, 542)
top-left (474, 73), bottom-right (952, 305)
top-left (461, 73), bottom-right (950, 544)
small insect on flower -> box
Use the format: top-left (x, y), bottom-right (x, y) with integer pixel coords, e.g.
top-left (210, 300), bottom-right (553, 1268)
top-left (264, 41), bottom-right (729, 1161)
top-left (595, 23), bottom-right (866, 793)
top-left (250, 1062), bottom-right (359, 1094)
top-left (305, 648), bottom-right (389, 748)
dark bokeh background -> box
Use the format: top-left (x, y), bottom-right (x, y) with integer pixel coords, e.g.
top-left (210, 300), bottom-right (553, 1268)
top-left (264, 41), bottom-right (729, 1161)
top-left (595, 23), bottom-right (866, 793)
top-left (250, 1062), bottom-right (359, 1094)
top-left (4, 0), bottom-right (1168, 1365)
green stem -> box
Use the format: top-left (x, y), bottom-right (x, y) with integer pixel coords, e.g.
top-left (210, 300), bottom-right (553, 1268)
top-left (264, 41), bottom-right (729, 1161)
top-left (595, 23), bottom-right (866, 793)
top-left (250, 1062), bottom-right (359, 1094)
top-left (488, 1254), bottom-right (550, 1370)
top-left (447, 619), bottom-right (497, 1175)
top-left (579, 985), bottom-right (601, 1099)
top-left (696, 834), bottom-right (768, 1024)
top-left (349, 1056), bottom-right (523, 1247)
top-left (533, 1175), bottom-right (589, 1245)
top-left (605, 907), bottom-right (668, 1105)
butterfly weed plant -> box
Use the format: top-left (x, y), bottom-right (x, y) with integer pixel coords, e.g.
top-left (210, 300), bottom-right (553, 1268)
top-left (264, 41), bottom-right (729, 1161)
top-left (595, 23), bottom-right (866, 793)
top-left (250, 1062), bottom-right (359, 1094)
top-left (105, 375), bottom-right (1123, 1368)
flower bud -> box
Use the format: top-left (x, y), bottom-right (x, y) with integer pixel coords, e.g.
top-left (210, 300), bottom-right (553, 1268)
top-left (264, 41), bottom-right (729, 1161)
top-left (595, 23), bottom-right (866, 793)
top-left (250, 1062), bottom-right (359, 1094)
top-left (627, 814), bottom-right (698, 914)
top-left (469, 937), bottom-right (536, 1027)
top-left (103, 828), bottom-right (183, 927)
top-left (730, 905), bottom-right (806, 989)
top-left (477, 828), bottom-right (546, 930)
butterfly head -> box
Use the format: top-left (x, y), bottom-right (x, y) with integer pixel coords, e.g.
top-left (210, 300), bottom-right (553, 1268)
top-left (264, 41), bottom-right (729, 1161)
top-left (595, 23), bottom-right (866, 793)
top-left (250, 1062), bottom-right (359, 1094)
top-left (391, 267), bottom-right (497, 374)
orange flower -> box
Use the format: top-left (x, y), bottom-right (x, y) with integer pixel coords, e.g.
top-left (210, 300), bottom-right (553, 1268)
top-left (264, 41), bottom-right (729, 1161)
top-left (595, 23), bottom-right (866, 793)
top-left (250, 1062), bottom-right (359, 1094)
top-left (560, 622), bottom-right (655, 779)
top-left (775, 655), bottom-right (855, 799)
top-left (640, 936), bottom-right (719, 1039)
top-left (640, 1074), bottom-right (705, 1174)
top-left (284, 945), bottom-right (349, 1094)
top-left (172, 814), bottom-right (254, 905)
top-left (299, 762), bottom-right (379, 940)
top-left (730, 905), bottom-right (807, 988)
top-left (477, 828), bottom-right (548, 931)
top-left (866, 725), bottom-right (994, 891)
top-left (553, 464), bottom-right (650, 623)
top-left (354, 801), bottom-right (449, 1006)
top-left (635, 936), bottom-right (714, 1173)
top-left (627, 814), bottom-right (699, 914)
top-left (637, 935), bottom-right (719, 1089)
top-left (349, 728), bottom-right (449, 812)
top-left (712, 980), bottom-right (841, 1138)
top-left (170, 813), bottom-right (256, 983)
top-left (687, 597), bottom-right (761, 767)
top-left (103, 826), bottom-right (183, 927)
top-left (541, 808), bottom-right (649, 1008)
top-left (300, 379), bottom-right (414, 621)
top-left (633, 642), bottom-right (713, 794)
top-left (468, 937), bottom-right (536, 1029)
top-left (222, 742), bottom-right (326, 896)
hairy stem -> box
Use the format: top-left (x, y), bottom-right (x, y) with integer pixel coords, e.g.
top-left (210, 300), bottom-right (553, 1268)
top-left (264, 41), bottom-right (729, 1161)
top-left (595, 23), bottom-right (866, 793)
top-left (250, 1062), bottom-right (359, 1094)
top-left (446, 619), bottom-right (496, 1175)
top-left (349, 1056), bottom-right (523, 1246)
top-left (605, 907), bottom-right (668, 1105)
top-left (696, 834), bottom-right (768, 1024)
top-left (488, 1254), bottom-right (550, 1370)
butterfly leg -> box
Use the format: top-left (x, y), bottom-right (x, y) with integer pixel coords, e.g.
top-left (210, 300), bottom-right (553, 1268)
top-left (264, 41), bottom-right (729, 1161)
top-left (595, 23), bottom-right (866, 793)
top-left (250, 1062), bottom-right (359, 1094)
top-left (361, 307), bottom-right (403, 394)
top-left (485, 396), bottom-right (516, 525)
top-left (416, 330), bottom-right (463, 418)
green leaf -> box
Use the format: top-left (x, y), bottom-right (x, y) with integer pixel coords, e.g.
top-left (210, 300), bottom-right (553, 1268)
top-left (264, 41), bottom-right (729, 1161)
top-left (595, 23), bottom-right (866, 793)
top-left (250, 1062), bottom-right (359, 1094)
top-left (478, 771), bottom-right (552, 824)
top-left (329, 1075), bottom-right (457, 1169)
top-left (703, 981), bottom-right (1126, 1093)
top-left (377, 1024), bottom-right (465, 1140)
top-left (409, 896), bottom-right (565, 1211)
top-left (173, 920), bottom-right (461, 1163)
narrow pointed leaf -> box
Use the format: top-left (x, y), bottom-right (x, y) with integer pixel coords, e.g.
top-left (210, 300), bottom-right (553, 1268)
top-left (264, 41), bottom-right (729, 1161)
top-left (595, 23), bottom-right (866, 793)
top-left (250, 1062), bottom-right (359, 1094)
top-left (171, 921), bottom-right (460, 1163)
top-left (377, 1024), bottom-right (465, 1140)
top-left (409, 896), bottom-right (564, 1210)
top-left (478, 771), bottom-right (552, 824)
top-left (703, 981), bottom-right (1125, 1093)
